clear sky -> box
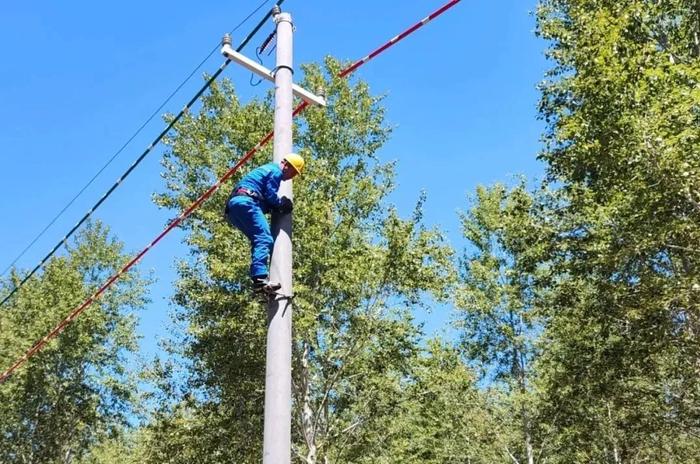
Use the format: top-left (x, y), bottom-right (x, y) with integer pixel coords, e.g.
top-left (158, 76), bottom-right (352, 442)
top-left (0, 1), bottom-right (548, 361)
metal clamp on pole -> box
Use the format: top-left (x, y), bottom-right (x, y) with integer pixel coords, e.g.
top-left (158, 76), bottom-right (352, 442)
top-left (272, 64), bottom-right (294, 77)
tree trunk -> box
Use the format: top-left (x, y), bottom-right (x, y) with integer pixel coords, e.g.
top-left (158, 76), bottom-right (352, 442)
top-left (301, 342), bottom-right (317, 464)
top-left (63, 448), bottom-right (74, 464)
top-left (695, 0), bottom-right (700, 57)
top-left (613, 445), bottom-right (621, 464)
top-left (607, 403), bottom-right (622, 464)
top-left (525, 427), bottom-right (534, 464)
top-left (513, 325), bottom-right (535, 464)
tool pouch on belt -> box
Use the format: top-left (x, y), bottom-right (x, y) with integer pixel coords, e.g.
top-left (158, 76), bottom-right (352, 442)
top-left (224, 187), bottom-right (260, 219)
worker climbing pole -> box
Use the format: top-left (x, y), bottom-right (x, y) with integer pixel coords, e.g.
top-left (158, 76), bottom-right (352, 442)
top-left (224, 152), bottom-right (303, 294)
top-left (224, 7), bottom-right (325, 464)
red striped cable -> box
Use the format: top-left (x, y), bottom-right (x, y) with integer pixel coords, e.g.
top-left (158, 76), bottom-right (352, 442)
top-left (0, 0), bottom-right (461, 384)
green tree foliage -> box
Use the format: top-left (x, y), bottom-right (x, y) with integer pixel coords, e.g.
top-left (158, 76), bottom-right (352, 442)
top-left (0, 222), bottom-right (150, 464)
top-left (534, 0), bottom-right (700, 461)
top-left (365, 339), bottom-right (505, 464)
top-left (456, 183), bottom-right (552, 464)
top-left (142, 58), bottom-right (503, 463)
top-left (457, 183), bottom-right (542, 383)
top-left (75, 430), bottom-right (146, 464)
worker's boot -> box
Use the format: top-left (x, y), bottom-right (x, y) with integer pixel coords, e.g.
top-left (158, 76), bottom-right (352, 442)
top-left (252, 276), bottom-right (281, 295)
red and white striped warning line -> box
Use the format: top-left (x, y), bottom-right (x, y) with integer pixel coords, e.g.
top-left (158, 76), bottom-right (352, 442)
top-left (0, 0), bottom-right (461, 384)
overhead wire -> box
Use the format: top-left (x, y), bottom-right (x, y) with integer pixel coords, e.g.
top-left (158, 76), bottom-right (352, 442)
top-left (0, 0), bottom-right (285, 308)
top-left (0, 0), bottom-right (462, 384)
top-left (0, 0), bottom-right (275, 283)
top-left (250, 46), bottom-right (266, 86)
top-left (249, 26), bottom-right (277, 86)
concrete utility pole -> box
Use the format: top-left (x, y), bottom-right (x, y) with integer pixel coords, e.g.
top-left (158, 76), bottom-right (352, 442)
top-left (264, 9), bottom-right (294, 464)
top-left (222, 8), bottom-right (324, 462)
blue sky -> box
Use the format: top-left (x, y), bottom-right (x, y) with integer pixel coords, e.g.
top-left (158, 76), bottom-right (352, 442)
top-left (0, 1), bottom-right (548, 361)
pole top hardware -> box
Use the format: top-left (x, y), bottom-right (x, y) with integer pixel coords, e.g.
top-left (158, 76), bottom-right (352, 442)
top-left (222, 33), bottom-right (232, 47)
top-left (221, 44), bottom-right (326, 107)
top-left (273, 11), bottom-right (292, 25)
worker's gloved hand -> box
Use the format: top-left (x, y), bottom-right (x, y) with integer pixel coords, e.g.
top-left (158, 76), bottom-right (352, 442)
top-left (278, 196), bottom-right (293, 214)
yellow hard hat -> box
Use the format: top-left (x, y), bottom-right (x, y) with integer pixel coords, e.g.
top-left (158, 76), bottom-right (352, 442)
top-left (284, 153), bottom-right (305, 175)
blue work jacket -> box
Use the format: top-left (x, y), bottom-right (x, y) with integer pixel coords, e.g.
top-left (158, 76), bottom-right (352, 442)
top-left (234, 162), bottom-right (284, 213)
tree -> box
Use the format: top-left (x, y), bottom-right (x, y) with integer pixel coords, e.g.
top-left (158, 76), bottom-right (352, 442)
top-left (0, 222), bottom-right (150, 464)
top-left (368, 339), bottom-right (506, 464)
top-left (75, 430), bottom-right (146, 464)
top-left (144, 57), bottom-right (477, 463)
top-left (456, 182), bottom-right (551, 464)
top-left (534, 0), bottom-right (700, 461)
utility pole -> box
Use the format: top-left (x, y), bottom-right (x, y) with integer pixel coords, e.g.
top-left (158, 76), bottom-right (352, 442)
top-left (264, 9), bottom-right (293, 464)
top-left (221, 8), bottom-right (325, 464)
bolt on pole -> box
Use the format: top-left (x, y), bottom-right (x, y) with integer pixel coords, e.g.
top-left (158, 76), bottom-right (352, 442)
top-left (264, 9), bottom-right (294, 464)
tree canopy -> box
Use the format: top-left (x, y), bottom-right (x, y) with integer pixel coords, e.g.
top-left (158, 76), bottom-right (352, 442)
top-left (3, 2), bottom-right (700, 462)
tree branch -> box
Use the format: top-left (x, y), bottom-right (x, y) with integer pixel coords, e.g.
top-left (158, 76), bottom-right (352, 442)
top-left (665, 243), bottom-right (700, 254)
top-left (505, 446), bottom-right (521, 464)
top-left (695, 0), bottom-right (700, 57)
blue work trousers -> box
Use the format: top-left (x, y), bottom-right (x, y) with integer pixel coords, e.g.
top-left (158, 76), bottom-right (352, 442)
top-left (226, 196), bottom-right (274, 279)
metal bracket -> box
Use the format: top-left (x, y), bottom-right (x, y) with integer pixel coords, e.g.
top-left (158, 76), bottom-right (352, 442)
top-left (221, 43), bottom-right (326, 107)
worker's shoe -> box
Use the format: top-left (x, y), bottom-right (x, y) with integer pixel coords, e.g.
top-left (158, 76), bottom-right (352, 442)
top-left (252, 276), bottom-right (281, 294)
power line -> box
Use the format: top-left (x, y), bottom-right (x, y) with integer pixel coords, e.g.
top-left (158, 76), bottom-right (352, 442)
top-left (0, 0), bottom-right (285, 308)
top-left (0, 0), bottom-right (461, 383)
top-left (0, 0), bottom-right (273, 282)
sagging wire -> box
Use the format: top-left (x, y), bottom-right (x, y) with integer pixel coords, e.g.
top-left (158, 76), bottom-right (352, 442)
top-left (0, 0), bottom-right (286, 309)
top-left (250, 47), bottom-right (265, 86)
top-left (0, 0), bottom-right (463, 384)
top-left (250, 29), bottom-right (277, 86)
top-left (0, 0), bottom-right (274, 282)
